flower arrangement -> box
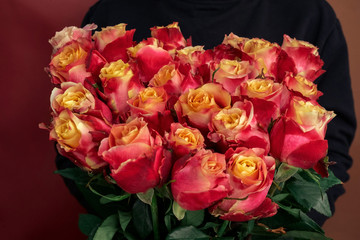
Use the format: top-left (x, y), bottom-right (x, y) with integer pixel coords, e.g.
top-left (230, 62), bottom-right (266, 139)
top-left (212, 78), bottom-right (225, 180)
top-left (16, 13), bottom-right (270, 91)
top-left (41, 22), bottom-right (340, 240)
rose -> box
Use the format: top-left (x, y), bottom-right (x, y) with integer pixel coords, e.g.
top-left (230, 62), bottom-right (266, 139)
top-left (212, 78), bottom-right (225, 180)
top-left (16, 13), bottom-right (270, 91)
top-left (209, 147), bottom-right (277, 221)
top-left (208, 101), bottom-right (270, 153)
top-left (174, 83), bottom-right (231, 131)
top-left (239, 38), bottom-right (281, 76)
top-left (213, 59), bottom-right (257, 94)
top-left (98, 117), bottom-right (172, 193)
top-left (270, 97), bottom-right (335, 172)
top-left (99, 59), bottom-right (136, 114)
top-left (93, 23), bottom-right (135, 62)
top-left (239, 78), bottom-right (289, 128)
top-left (50, 82), bottom-right (112, 123)
top-left (128, 87), bottom-right (172, 133)
top-left (171, 149), bottom-right (230, 210)
top-left (281, 34), bottom-right (325, 81)
top-left (49, 109), bottom-right (110, 170)
top-left (166, 123), bottom-right (205, 157)
top-left (49, 24), bottom-right (96, 52)
top-left (150, 22), bottom-right (187, 52)
top-left (49, 41), bottom-right (92, 84)
top-left (284, 73), bottom-right (322, 100)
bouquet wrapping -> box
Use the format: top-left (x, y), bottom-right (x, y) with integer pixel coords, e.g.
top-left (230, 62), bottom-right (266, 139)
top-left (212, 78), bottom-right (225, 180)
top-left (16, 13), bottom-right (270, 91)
top-left (41, 22), bottom-right (341, 240)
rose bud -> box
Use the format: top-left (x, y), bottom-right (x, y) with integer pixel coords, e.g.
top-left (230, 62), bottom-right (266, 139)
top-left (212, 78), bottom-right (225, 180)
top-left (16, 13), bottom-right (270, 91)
top-left (171, 149), bottom-right (230, 211)
top-left (93, 23), bottom-right (135, 62)
top-left (165, 123), bottom-right (205, 157)
top-left (210, 147), bottom-right (277, 221)
top-left (150, 22), bottom-right (187, 52)
top-left (281, 35), bottom-right (325, 82)
top-left (270, 97), bottom-right (335, 170)
top-left (174, 83), bottom-right (231, 132)
top-left (239, 78), bottom-right (289, 128)
top-left (213, 59), bottom-right (257, 95)
top-left (222, 33), bottom-right (247, 50)
top-left (208, 101), bottom-right (270, 154)
top-left (49, 109), bottom-right (110, 170)
top-left (98, 117), bottom-right (172, 193)
top-left (49, 41), bottom-right (92, 84)
top-left (99, 59), bottom-right (135, 114)
top-left (50, 82), bottom-right (112, 123)
top-left (284, 73), bottom-right (323, 100)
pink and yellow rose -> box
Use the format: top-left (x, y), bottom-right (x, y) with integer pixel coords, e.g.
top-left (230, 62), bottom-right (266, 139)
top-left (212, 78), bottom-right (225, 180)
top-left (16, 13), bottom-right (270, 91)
top-left (93, 23), bottom-right (135, 62)
top-left (210, 147), bottom-right (277, 221)
top-left (98, 117), bottom-right (171, 193)
top-left (171, 149), bottom-right (230, 210)
top-left (49, 41), bottom-right (92, 84)
top-left (281, 35), bottom-right (325, 82)
top-left (208, 101), bottom-right (270, 153)
top-left (166, 123), bottom-right (205, 157)
top-left (49, 109), bottom-right (110, 170)
top-left (270, 97), bottom-right (335, 172)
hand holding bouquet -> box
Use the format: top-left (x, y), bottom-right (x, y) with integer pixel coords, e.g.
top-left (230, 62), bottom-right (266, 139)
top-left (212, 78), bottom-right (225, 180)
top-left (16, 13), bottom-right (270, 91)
top-left (41, 22), bottom-right (339, 240)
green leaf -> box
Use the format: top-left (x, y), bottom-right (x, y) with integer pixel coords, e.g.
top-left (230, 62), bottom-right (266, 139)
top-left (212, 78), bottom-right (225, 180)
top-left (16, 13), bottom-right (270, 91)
top-left (99, 193), bottom-right (131, 204)
top-left (78, 214), bottom-right (102, 236)
top-left (166, 226), bottom-right (209, 240)
top-left (274, 163), bottom-right (299, 183)
top-left (54, 168), bottom-right (91, 183)
top-left (173, 201), bottom-right (187, 221)
top-left (271, 193), bottom-right (290, 203)
top-left (118, 210), bottom-right (132, 232)
top-left (181, 210), bottom-right (204, 227)
top-left (136, 188), bottom-right (154, 205)
top-left (93, 214), bottom-right (120, 240)
top-left (312, 193), bottom-right (332, 217)
top-left (277, 203), bottom-right (324, 234)
top-left (286, 174), bottom-right (324, 211)
top-left (279, 230), bottom-right (331, 240)
top-left (319, 169), bottom-right (342, 191)
top-left (200, 222), bottom-right (220, 231)
top-left (132, 199), bottom-right (153, 239)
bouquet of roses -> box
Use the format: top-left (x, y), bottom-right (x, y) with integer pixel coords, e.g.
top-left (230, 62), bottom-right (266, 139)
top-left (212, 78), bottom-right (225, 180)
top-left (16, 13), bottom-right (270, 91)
top-left (41, 22), bottom-right (341, 240)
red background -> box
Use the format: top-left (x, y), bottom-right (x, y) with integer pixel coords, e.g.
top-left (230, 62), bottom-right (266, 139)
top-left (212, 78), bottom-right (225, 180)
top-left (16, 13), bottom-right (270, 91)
top-left (0, 0), bottom-right (358, 239)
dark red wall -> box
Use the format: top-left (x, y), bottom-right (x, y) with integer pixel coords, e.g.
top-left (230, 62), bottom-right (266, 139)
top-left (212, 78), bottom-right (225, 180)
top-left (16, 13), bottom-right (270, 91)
top-left (1, 0), bottom-right (358, 239)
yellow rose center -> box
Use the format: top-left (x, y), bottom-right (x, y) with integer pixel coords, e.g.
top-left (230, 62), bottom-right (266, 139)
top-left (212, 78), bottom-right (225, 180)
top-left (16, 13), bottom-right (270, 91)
top-left (243, 39), bottom-right (272, 53)
top-left (57, 45), bottom-right (87, 69)
top-left (55, 117), bottom-right (81, 150)
top-left (151, 65), bottom-right (175, 87)
top-left (175, 128), bottom-right (197, 145)
top-left (219, 59), bottom-right (248, 75)
top-left (99, 59), bottom-right (134, 81)
top-left (231, 154), bottom-right (260, 181)
top-left (187, 89), bottom-right (216, 111)
top-left (214, 109), bottom-right (247, 130)
top-left (246, 79), bottom-right (274, 98)
top-left (294, 75), bottom-right (318, 96)
top-left (202, 156), bottom-right (224, 175)
top-left (110, 125), bottom-right (139, 147)
top-left (292, 99), bottom-right (327, 126)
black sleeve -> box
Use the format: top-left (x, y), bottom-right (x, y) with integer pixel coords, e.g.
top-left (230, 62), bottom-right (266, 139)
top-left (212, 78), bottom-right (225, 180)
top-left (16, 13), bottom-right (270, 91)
top-left (308, 18), bottom-right (356, 226)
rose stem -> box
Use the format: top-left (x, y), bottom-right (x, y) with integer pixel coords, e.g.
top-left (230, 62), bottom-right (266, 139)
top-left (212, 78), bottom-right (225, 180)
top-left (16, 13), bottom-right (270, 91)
top-left (151, 193), bottom-right (160, 240)
top-left (217, 220), bottom-right (229, 237)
